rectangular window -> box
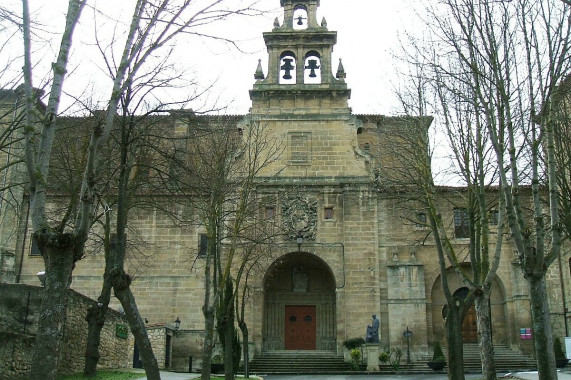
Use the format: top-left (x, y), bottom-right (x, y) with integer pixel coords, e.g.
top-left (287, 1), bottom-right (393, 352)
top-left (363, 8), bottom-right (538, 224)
top-left (199, 234), bottom-right (208, 257)
top-left (30, 238), bottom-right (42, 256)
top-left (489, 210), bottom-right (499, 225)
top-left (289, 132), bottom-right (311, 165)
top-left (324, 207), bottom-right (334, 220)
top-left (415, 212), bottom-right (427, 228)
top-left (265, 206), bottom-right (275, 219)
top-left (454, 208), bottom-right (470, 238)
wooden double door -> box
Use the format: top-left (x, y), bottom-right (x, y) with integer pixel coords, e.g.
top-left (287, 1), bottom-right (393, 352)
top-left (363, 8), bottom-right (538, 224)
top-left (462, 305), bottom-right (478, 342)
top-left (284, 305), bottom-right (316, 350)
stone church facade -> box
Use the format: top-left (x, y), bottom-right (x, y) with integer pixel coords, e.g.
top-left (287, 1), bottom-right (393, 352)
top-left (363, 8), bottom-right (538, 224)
top-left (1, 0), bottom-right (570, 371)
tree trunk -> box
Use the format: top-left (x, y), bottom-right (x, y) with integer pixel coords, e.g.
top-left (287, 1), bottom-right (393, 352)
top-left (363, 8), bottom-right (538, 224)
top-left (528, 274), bottom-right (557, 380)
top-left (83, 279), bottom-right (112, 377)
top-left (224, 312), bottom-right (234, 380)
top-left (475, 291), bottom-right (497, 380)
top-left (239, 321), bottom-right (249, 378)
top-left (111, 268), bottom-right (161, 380)
top-left (83, 303), bottom-right (107, 377)
top-left (30, 234), bottom-right (76, 380)
top-left (446, 306), bottom-right (466, 380)
top-left (201, 305), bottom-right (215, 380)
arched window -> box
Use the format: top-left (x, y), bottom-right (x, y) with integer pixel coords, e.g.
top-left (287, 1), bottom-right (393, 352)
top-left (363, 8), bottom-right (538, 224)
top-left (304, 51), bottom-right (321, 84)
top-left (279, 51), bottom-right (297, 84)
top-left (293, 7), bottom-right (308, 30)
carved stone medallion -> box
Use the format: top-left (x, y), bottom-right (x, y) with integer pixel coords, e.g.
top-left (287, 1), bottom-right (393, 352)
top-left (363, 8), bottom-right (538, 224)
top-left (281, 193), bottom-right (317, 240)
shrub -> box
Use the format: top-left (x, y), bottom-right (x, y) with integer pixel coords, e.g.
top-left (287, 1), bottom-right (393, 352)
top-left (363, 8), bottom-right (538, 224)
top-left (432, 341), bottom-right (446, 362)
top-left (389, 348), bottom-right (402, 371)
top-left (379, 351), bottom-right (389, 363)
top-left (343, 337), bottom-right (365, 350)
top-left (350, 348), bottom-right (362, 370)
top-left (554, 337), bottom-right (566, 360)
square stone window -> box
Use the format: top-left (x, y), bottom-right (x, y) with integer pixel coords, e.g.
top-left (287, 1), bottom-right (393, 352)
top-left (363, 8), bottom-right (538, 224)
top-left (289, 132), bottom-right (311, 165)
top-left (324, 207), bottom-right (334, 220)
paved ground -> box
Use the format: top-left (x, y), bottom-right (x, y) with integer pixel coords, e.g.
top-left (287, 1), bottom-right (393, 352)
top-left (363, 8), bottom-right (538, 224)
top-left (131, 369), bottom-right (571, 380)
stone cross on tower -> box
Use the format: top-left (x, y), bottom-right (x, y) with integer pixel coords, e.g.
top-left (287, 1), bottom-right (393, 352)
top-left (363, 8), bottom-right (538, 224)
top-left (305, 59), bottom-right (320, 78)
top-left (281, 58), bottom-right (295, 80)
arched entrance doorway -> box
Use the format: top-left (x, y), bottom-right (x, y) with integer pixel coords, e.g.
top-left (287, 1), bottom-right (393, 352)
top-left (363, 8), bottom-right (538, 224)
top-left (431, 267), bottom-right (508, 345)
top-left (262, 251), bottom-right (336, 351)
top-left (453, 287), bottom-right (478, 343)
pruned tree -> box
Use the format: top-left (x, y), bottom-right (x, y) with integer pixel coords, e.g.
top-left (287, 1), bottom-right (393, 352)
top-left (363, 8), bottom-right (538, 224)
top-left (374, 111), bottom-right (476, 380)
top-left (19, 0), bottom-right (267, 379)
top-left (399, 1), bottom-right (571, 379)
top-left (166, 113), bottom-right (283, 380)
top-left (551, 76), bottom-right (571, 242)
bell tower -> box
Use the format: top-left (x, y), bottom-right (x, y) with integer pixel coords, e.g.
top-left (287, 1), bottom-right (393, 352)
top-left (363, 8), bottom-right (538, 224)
top-left (250, 0), bottom-right (350, 114)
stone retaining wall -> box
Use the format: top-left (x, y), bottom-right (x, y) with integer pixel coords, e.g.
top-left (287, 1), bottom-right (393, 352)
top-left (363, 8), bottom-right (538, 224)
top-left (0, 283), bottom-right (131, 379)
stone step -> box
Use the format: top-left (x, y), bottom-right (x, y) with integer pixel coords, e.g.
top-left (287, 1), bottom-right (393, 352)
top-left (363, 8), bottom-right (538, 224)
top-left (245, 344), bottom-right (538, 374)
top-left (247, 351), bottom-right (351, 374)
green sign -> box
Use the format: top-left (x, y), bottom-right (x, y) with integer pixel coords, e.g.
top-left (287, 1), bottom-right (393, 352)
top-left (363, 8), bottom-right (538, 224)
top-left (116, 324), bottom-right (128, 339)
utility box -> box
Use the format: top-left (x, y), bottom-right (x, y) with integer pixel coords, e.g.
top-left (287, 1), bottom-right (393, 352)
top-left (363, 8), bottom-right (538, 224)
top-left (565, 337), bottom-right (571, 359)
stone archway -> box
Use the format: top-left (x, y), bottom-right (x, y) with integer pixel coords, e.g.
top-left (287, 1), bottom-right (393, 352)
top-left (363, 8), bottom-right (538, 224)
top-left (262, 251), bottom-right (336, 351)
top-left (430, 267), bottom-right (509, 345)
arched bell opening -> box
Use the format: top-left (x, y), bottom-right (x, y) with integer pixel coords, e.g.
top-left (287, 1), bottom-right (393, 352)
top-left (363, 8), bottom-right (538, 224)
top-left (262, 251), bottom-right (336, 351)
top-left (304, 51), bottom-right (322, 84)
top-left (279, 51), bottom-right (297, 85)
top-left (293, 6), bottom-right (308, 30)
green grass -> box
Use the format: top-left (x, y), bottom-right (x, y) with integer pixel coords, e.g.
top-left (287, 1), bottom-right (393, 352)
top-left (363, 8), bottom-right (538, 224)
top-left (55, 371), bottom-right (245, 380)
top-left (56, 370), bottom-right (143, 380)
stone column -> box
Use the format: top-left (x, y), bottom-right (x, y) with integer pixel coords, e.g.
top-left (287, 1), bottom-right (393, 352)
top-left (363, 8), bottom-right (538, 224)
top-left (365, 343), bottom-right (380, 371)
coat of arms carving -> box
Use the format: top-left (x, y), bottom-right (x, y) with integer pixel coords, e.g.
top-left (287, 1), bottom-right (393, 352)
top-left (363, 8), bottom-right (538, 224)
top-left (281, 193), bottom-right (317, 240)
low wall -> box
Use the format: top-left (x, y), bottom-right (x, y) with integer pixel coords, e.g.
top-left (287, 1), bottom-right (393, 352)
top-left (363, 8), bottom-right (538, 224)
top-left (0, 283), bottom-right (131, 379)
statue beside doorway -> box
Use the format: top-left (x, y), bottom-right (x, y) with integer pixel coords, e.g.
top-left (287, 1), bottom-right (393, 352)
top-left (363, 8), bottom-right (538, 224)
top-left (292, 265), bottom-right (309, 292)
top-left (366, 314), bottom-right (379, 343)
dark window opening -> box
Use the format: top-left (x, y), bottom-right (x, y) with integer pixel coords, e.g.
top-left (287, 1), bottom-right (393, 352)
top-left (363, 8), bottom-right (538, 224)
top-left (324, 207), bottom-right (334, 220)
top-left (415, 212), bottom-right (427, 228)
top-left (454, 208), bottom-right (469, 238)
top-left (30, 238), bottom-right (42, 256)
top-left (265, 206), bottom-right (275, 219)
top-left (489, 210), bottom-right (499, 225)
top-left (199, 234), bottom-right (208, 257)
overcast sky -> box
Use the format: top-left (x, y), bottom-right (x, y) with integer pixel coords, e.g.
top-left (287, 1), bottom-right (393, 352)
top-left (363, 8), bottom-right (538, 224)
top-left (2, 0), bottom-right (419, 115)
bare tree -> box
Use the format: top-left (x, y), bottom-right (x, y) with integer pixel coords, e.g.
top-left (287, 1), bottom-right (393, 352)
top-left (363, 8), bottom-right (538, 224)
top-left (166, 114), bottom-right (283, 380)
top-left (401, 1), bottom-right (571, 379)
top-left (374, 112), bottom-right (474, 380)
top-left (20, 0), bottom-right (266, 378)
top-left (551, 76), bottom-right (571, 241)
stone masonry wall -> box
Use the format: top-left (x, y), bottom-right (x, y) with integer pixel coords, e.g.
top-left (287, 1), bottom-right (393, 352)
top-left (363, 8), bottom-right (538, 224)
top-left (0, 284), bottom-right (131, 379)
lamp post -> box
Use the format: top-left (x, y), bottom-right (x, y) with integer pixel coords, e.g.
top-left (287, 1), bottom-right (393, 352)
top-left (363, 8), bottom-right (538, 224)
top-left (403, 327), bottom-right (413, 364)
top-left (296, 232), bottom-right (303, 252)
top-left (174, 317), bottom-right (181, 334)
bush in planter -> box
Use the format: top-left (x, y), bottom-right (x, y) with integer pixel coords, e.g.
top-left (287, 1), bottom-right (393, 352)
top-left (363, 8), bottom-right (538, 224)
top-left (350, 348), bottom-right (362, 370)
top-left (211, 354), bottom-right (224, 373)
top-left (343, 337), bottom-right (366, 350)
top-left (432, 341), bottom-right (446, 362)
top-left (379, 351), bottom-right (390, 364)
top-left (554, 337), bottom-right (569, 368)
top-left (427, 342), bottom-right (446, 370)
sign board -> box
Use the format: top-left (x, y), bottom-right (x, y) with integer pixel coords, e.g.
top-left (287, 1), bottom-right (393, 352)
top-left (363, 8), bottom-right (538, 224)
top-left (116, 324), bottom-right (129, 339)
top-left (519, 328), bottom-right (532, 340)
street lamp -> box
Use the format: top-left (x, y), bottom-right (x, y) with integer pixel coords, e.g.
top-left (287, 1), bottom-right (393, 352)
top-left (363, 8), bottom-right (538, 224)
top-left (174, 317), bottom-right (181, 331)
top-left (37, 271), bottom-right (46, 286)
top-left (296, 232), bottom-right (303, 251)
